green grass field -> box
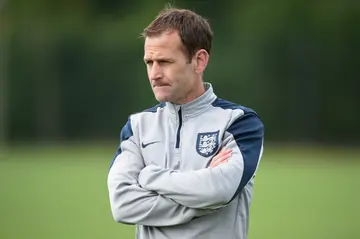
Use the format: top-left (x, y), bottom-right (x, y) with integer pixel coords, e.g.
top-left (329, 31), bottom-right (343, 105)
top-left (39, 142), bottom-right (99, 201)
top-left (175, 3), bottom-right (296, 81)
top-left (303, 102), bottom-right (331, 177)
top-left (0, 144), bottom-right (359, 239)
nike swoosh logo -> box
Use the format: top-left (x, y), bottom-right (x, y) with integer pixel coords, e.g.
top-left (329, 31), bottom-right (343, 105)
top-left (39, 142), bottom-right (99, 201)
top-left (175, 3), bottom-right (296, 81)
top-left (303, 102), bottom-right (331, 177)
top-left (141, 141), bottom-right (160, 149)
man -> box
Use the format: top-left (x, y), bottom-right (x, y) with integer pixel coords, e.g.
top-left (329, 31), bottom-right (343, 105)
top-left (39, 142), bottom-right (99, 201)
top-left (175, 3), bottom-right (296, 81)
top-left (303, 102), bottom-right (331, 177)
top-left (107, 7), bottom-right (264, 239)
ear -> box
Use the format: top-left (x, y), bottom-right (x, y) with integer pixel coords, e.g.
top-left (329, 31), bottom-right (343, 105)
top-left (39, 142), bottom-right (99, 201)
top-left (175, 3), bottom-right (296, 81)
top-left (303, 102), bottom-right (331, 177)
top-left (193, 49), bottom-right (209, 74)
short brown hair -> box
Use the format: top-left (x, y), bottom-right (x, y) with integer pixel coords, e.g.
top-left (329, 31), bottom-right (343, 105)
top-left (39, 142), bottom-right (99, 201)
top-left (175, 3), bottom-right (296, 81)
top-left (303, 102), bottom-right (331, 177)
top-left (141, 7), bottom-right (213, 62)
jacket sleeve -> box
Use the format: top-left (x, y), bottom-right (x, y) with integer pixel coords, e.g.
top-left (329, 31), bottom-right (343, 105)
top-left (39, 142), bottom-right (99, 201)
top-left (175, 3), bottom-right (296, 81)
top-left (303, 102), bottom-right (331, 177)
top-left (138, 113), bottom-right (264, 210)
top-left (107, 117), bottom-right (213, 226)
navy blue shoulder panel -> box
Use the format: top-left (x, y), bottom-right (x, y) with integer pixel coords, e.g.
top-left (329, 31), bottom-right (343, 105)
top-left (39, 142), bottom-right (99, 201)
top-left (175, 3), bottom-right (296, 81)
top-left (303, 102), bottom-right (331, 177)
top-left (143, 102), bottom-right (166, 113)
top-left (212, 97), bottom-right (264, 203)
top-left (211, 97), bottom-right (256, 114)
top-left (109, 102), bottom-right (165, 169)
top-left (109, 118), bottom-right (133, 169)
top-left (120, 118), bottom-right (133, 142)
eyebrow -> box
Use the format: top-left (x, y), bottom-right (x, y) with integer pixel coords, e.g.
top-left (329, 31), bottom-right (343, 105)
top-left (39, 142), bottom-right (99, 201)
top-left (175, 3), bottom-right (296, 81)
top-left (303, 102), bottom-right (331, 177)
top-left (144, 57), bottom-right (175, 63)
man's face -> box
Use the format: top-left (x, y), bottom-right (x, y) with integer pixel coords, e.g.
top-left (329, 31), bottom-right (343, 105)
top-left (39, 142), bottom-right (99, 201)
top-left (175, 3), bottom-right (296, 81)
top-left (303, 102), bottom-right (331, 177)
top-left (144, 30), bottom-right (196, 104)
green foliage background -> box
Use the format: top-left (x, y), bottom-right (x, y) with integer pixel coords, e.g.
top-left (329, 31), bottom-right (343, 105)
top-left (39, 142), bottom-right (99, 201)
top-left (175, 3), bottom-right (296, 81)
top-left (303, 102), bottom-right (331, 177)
top-left (2, 0), bottom-right (359, 144)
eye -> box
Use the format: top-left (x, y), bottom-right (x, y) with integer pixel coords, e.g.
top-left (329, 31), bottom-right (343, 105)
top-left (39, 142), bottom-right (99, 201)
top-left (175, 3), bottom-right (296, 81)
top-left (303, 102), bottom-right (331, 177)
top-left (158, 60), bottom-right (171, 65)
top-left (145, 60), bottom-right (153, 66)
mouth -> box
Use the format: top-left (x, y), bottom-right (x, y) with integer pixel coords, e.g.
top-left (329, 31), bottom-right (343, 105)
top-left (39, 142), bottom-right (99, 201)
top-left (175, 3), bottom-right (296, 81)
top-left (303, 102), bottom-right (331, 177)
top-left (153, 84), bottom-right (170, 88)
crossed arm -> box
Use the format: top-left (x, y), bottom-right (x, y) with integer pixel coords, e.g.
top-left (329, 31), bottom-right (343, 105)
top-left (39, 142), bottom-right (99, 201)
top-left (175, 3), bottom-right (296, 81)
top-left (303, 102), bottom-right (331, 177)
top-left (107, 113), bottom-right (264, 226)
top-left (138, 113), bottom-right (264, 210)
top-left (107, 131), bottom-right (214, 227)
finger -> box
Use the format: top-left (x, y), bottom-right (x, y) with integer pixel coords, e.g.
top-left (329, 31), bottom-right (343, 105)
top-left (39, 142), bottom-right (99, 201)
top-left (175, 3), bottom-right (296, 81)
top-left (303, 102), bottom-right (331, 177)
top-left (210, 158), bottom-right (226, 168)
top-left (215, 149), bottom-right (232, 160)
top-left (219, 147), bottom-right (231, 153)
top-left (217, 147), bottom-right (225, 154)
top-left (221, 148), bottom-right (231, 153)
top-left (217, 152), bottom-right (232, 163)
top-left (211, 150), bottom-right (231, 164)
top-left (215, 148), bottom-right (231, 159)
top-left (209, 148), bottom-right (232, 167)
top-left (210, 154), bottom-right (225, 166)
top-left (210, 152), bottom-right (232, 167)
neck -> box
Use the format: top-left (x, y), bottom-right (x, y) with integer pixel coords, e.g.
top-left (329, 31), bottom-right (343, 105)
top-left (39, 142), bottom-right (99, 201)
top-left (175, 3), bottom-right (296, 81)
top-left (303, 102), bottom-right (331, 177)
top-left (174, 80), bottom-right (205, 105)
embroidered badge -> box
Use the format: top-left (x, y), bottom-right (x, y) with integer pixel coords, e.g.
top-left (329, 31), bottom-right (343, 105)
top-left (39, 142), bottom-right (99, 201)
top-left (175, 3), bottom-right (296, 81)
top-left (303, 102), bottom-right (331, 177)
top-left (196, 130), bottom-right (220, 157)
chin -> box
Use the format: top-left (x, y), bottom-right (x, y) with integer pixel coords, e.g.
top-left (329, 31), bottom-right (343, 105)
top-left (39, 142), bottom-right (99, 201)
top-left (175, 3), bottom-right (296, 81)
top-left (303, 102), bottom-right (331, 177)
top-left (153, 89), bottom-right (171, 102)
top-left (154, 94), bottom-right (170, 102)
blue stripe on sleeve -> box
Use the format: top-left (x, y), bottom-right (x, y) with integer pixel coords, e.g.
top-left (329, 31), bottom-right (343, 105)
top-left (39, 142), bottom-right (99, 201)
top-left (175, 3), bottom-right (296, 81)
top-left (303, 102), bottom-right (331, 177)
top-left (109, 118), bottom-right (133, 169)
top-left (212, 98), bottom-right (264, 202)
top-left (227, 113), bottom-right (264, 202)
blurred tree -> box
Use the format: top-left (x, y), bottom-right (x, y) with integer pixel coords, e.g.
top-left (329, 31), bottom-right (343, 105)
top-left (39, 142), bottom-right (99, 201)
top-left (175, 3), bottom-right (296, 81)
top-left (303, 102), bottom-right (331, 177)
top-left (0, 0), bottom-right (9, 146)
top-left (5, 0), bottom-right (360, 145)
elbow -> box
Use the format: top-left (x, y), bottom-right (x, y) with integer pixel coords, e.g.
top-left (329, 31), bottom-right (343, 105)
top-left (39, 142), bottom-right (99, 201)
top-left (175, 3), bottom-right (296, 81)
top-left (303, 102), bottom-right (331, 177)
top-left (110, 200), bottom-right (134, 224)
top-left (111, 211), bottom-right (128, 224)
top-left (108, 177), bottom-right (134, 224)
top-left (108, 186), bottom-right (134, 224)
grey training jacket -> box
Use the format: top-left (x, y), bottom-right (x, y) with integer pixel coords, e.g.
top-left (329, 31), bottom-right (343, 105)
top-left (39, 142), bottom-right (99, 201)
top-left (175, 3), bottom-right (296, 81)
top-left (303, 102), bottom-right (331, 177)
top-left (107, 82), bottom-right (264, 239)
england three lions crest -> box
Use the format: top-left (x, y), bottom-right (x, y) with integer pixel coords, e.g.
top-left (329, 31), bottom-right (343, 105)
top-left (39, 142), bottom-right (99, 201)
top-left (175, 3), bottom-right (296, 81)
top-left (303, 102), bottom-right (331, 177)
top-left (196, 130), bottom-right (220, 157)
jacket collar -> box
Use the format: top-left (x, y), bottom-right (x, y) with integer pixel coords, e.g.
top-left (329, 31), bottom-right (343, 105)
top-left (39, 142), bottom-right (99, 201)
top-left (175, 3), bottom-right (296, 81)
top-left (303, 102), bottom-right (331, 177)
top-left (165, 82), bottom-right (217, 120)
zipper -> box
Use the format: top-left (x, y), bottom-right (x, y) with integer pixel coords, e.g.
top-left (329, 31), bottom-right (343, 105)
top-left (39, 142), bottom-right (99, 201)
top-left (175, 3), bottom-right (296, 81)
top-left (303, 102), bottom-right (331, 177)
top-left (175, 107), bottom-right (182, 148)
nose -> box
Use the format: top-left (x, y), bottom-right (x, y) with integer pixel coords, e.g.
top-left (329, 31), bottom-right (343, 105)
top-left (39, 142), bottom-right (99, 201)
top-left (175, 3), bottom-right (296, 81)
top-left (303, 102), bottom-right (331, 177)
top-left (148, 62), bottom-right (162, 81)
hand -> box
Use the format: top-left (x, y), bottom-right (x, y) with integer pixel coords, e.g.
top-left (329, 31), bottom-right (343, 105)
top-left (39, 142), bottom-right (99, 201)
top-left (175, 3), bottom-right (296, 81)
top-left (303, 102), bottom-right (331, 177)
top-left (209, 148), bottom-right (232, 168)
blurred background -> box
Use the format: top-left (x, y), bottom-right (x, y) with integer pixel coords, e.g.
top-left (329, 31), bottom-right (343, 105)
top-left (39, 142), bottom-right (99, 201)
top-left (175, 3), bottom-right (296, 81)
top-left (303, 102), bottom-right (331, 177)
top-left (1, 0), bottom-right (359, 238)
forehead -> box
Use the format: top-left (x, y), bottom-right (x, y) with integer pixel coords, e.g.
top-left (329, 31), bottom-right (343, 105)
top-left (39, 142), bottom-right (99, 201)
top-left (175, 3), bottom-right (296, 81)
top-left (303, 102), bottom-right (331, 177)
top-left (144, 31), bottom-right (185, 59)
